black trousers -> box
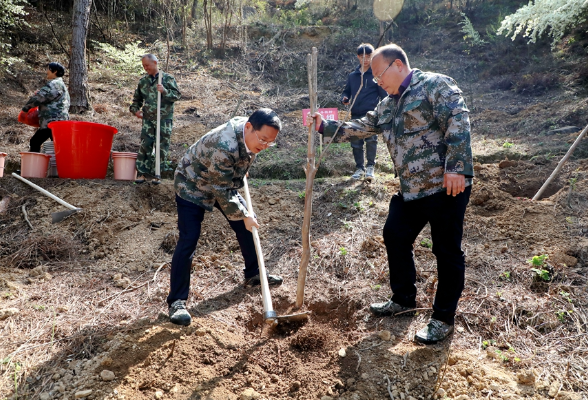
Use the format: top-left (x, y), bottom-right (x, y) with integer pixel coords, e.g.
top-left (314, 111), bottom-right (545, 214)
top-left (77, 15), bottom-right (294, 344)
top-left (167, 194), bottom-right (259, 306)
top-left (29, 128), bottom-right (53, 153)
top-left (382, 186), bottom-right (471, 325)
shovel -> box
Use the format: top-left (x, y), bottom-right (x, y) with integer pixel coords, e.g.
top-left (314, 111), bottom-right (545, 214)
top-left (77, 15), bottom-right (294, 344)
top-left (242, 177), bottom-right (310, 325)
top-left (12, 173), bottom-right (81, 223)
top-left (154, 71), bottom-right (162, 184)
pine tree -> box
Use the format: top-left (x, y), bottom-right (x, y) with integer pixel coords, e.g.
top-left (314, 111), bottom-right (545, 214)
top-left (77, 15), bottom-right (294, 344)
top-left (498, 0), bottom-right (588, 46)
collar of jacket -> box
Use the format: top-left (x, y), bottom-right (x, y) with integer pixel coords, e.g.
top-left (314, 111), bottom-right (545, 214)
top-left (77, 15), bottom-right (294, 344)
top-left (400, 68), bottom-right (425, 99)
top-left (353, 65), bottom-right (373, 77)
top-left (230, 117), bottom-right (255, 161)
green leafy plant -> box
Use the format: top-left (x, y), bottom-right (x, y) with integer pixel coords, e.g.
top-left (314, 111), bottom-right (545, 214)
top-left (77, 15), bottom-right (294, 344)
top-left (531, 268), bottom-right (550, 281)
top-left (297, 191), bottom-right (305, 199)
top-left (12, 361), bottom-right (21, 398)
top-left (420, 238), bottom-right (432, 248)
top-left (0, 0), bottom-right (28, 69)
top-left (528, 254), bottom-right (548, 267)
top-left (560, 290), bottom-right (573, 303)
top-left (498, 0), bottom-right (588, 46)
top-left (495, 349), bottom-right (509, 362)
top-left (339, 247), bottom-right (348, 256)
top-left (353, 201), bottom-right (364, 211)
top-left (529, 255), bottom-right (550, 281)
top-left (94, 40), bottom-right (144, 75)
top-left (372, 284), bottom-right (381, 291)
top-left (499, 271), bottom-right (511, 280)
top-left (503, 141), bottom-right (514, 148)
top-left (569, 177), bottom-right (578, 191)
top-left (459, 12), bottom-right (487, 47)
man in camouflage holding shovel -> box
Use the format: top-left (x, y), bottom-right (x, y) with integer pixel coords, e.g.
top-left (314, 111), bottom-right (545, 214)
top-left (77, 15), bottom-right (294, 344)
top-left (167, 108), bottom-right (284, 326)
top-left (130, 54), bottom-right (181, 184)
top-left (310, 44), bottom-right (473, 344)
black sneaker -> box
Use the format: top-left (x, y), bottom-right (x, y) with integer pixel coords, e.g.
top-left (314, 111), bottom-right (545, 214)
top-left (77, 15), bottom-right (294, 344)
top-left (414, 319), bottom-right (454, 344)
top-left (369, 299), bottom-right (414, 317)
top-left (168, 299), bottom-right (191, 326)
top-left (244, 274), bottom-right (283, 287)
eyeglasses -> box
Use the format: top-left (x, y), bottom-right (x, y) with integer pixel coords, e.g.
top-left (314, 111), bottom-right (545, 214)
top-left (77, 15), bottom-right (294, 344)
top-left (254, 130), bottom-right (276, 147)
top-left (373, 59), bottom-right (397, 84)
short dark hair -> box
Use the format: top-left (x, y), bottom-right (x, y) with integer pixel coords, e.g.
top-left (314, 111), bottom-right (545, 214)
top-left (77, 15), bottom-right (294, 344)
top-left (357, 43), bottom-right (374, 55)
top-left (48, 62), bottom-right (65, 77)
top-left (373, 44), bottom-right (410, 69)
top-left (248, 108), bottom-right (282, 132)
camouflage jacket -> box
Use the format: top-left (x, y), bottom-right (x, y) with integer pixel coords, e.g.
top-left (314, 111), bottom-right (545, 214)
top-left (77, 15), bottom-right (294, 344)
top-left (175, 117), bottom-right (255, 220)
top-left (129, 72), bottom-right (180, 121)
top-left (22, 77), bottom-right (70, 129)
top-left (324, 69), bottom-right (473, 201)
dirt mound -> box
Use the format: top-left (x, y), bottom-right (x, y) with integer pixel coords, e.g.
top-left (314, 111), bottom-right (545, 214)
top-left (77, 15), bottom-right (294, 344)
top-left (0, 160), bottom-right (587, 399)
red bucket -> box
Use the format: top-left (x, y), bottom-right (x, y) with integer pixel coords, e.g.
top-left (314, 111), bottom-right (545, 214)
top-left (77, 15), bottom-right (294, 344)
top-left (49, 121), bottom-right (118, 179)
top-left (18, 107), bottom-right (40, 127)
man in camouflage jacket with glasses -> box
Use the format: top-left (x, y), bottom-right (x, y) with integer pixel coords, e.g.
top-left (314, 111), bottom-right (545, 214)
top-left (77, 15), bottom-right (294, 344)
top-left (130, 54), bottom-right (181, 184)
top-left (167, 108), bottom-right (284, 326)
top-left (309, 44), bottom-right (473, 345)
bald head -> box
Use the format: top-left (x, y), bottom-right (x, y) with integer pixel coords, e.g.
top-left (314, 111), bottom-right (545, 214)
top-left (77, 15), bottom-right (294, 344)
top-left (372, 44), bottom-right (410, 69)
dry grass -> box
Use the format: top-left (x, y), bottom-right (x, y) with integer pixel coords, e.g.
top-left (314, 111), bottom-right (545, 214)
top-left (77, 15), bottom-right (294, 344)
top-left (8, 234), bottom-right (81, 269)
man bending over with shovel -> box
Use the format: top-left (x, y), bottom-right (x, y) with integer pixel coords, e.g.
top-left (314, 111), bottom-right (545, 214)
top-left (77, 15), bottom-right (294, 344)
top-left (130, 54), bottom-right (181, 184)
top-left (309, 44), bottom-right (473, 344)
top-left (168, 108), bottom-right (284, 326)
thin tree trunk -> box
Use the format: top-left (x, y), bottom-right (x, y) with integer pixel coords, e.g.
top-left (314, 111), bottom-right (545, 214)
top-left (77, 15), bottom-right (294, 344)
top-left (69, 0), bottom-right (92, 113)
top-left (203, 0), bottom-right (213, 50)
top-left (182, 2), bottom-right (187, 46)
top-left (296, 47), bottom-right (318, 309)
top-left (191, 0), bottom-right (198, 20)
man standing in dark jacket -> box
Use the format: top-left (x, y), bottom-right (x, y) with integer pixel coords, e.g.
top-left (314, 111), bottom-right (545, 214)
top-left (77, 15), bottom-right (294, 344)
top-left (341, 43), bottom-right (388, 182)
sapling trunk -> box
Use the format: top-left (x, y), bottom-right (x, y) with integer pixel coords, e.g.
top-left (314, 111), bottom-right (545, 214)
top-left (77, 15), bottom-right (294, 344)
top-left (295, 47), bottom-right (369, 308)
top-left (296, 47), bottom-right (318, 309)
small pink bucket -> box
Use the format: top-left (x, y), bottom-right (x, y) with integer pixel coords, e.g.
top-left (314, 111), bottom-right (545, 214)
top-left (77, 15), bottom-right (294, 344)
top-left (0, 153), bottom-right (6, 178)
top-left (112, 152), bottom-right (138, 181)
top-left (20, 152), bottom-right (51, 178)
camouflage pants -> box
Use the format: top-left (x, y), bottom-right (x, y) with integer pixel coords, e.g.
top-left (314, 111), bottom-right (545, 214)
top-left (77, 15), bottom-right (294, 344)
top-left (136, 119), bottom-right (173, 176)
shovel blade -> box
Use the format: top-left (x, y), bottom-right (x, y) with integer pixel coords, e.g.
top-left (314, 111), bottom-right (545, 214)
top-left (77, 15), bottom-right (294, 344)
top-left (276, 311), bottom-right (311, 323)
top-left (52, 209), bottom-right (80, 223)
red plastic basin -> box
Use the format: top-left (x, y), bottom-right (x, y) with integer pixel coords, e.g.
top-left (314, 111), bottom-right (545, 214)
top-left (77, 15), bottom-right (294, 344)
top-left (49, 121), bottom-right (118, 179)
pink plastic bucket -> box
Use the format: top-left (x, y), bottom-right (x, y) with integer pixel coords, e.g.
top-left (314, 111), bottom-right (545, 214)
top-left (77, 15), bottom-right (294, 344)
top-left (0, 153), bottom-right (6, 178)
top-left (20, 152), bottom-right (51, 178)
top-left (112, 152), bottom-right (138, 181)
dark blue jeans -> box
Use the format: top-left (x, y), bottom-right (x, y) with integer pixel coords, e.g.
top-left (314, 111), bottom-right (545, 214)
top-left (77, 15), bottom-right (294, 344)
top-left (382, 186), bottom-right (471, 325)
top-left (350, 135), bottom-right (378, 170)
top-left (167, 194), bottom-right (259, 306)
